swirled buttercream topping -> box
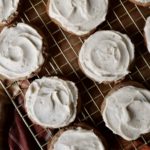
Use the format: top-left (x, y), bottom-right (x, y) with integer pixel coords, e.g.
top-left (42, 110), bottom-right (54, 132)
top-left (102, 85), bottom-right (150, 141)
top-left (48, 0), bottom-right (108, 35)
top-left (144, 16), bottom-right (150, 53)
top-left (53, 127), bottom-right (105, 150)
top-left (0, 0), bottom-right (19, 23)
top-left (25, 77), bottom-right (78, 128)
top-left (79, 30), bottom-right (134, 83)
top-left (0, 23), bottom-right (44, 80)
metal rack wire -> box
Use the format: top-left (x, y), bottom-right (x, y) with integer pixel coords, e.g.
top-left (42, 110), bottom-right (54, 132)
top-left (0, 0), bottom-right (150, 149)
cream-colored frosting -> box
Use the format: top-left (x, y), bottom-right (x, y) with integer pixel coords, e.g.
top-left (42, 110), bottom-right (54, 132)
top-left (53, 127), bottom-right (105, 150)
top-left (48, 0), bottom-right (108, 35)
top-left (102, 85), bottom-right (150, 141)
top-left (25, 77), bottom-right (78, 128)
top-left (79, 31), bottom-right (134, 83)
top-left (144, 16), bottom-right (150, 53)
top-left (136, 0), bottom-right (150, 3)
top-left (0, 23), bottom-right (44, 80)
top-left (0, 0), bottom-right (19, 23)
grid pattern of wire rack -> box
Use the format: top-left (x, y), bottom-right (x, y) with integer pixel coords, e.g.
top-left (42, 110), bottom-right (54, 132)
top-left (0, 0), bottom-right (150, 150)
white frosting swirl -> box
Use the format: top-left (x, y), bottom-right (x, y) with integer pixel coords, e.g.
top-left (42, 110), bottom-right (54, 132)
top-left (144, 16), bottom-right (150, 53)
top-left (79, 31), bottom-right (135, 83)
top-left (136, 0), bottom-right (150, 3)
top-left (102, 85), bottom-right (150, 141)
top-left (0, 0), bottom-right (19, 23)
top-left (0, 23), bottom-right (44, 80)
top-left (48, 0), bottom-right (108, 35)
top-left (25, 77), bottom-right (78, 128)
top-left (53, 127), bottom-right (105, 150)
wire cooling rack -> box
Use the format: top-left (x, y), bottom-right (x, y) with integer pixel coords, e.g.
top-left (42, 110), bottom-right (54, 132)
top-left (0, 0), bottom-right (150, 149)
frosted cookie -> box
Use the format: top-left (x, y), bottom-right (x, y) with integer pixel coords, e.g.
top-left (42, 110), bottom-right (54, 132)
top-left (0, 23), bottom-right (45, 81)
top-left (78, 30), bottom-right (135, 83)
top-left (0, 0), bottom-right (20, 26)
top-left (47, 0), bottom-right (108, 36)
top-left (128, 0), bottom-right (150, 7)
top-left (48, 124), bottom-right (107, 150)
top-left (144, 16), bottom-right (150, 53)
top-left (102, 82), bottom-right (150, 141)
top-left (25, 76), bottom-right (79, 128)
